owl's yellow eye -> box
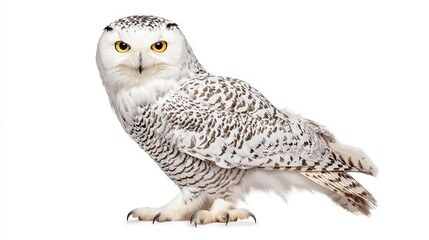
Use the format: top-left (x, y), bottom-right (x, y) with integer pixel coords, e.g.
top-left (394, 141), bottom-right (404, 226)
top-left (151, 41), bottom-right (167, 53)
top-left (115, 41), bottom-right (131, 53)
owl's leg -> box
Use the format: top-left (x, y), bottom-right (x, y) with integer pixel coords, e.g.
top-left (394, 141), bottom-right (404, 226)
top-left (127, 188), bottom-right (212, 222)
top-left (189, 198), bottom-right (256, 226)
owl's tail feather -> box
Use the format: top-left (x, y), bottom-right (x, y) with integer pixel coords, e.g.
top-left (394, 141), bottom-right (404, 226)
top-left (301, 171), bottom-right (377, 216)
top-left (304, 118), bottom-right (378, 176)
top-left (328, 141), bottom-right (378, 176)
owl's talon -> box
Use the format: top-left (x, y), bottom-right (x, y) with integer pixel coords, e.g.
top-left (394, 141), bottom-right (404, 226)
top-left (126, 209), bottom-right (135, 221)
top-left (225, 213), bottom-right (230, 225)
top-left (248, 212), bottom-right (257, 223)
top-left (190, 213), bottom-right (198, 227)
top-left (152, 212), bottom-right (161, 224)
top-left (190, 213), bottom-right (197, 224)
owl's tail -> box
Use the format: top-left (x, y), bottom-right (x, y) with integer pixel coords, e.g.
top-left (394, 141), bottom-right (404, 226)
top-left (328, 141), bottom-right (378, 176)
top-left (304, 118), bottom-right (378, 176)
top-left (301, 171), bottom-right (377, 216)
top-left (302, 118), bottom-right (378, 215)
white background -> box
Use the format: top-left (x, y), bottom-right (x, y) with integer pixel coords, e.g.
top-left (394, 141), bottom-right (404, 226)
top-left (1, 0), bottom-right (428, 239)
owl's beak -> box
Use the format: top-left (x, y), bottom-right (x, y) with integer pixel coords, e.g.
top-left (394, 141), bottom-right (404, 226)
top-left (138, 52), bottom-right (143, 74)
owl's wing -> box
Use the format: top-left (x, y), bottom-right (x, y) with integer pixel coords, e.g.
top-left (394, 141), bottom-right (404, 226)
top-left (163, 78), bottom-right (354, 172)
top-left (179, 76), bottom-right (280, 118)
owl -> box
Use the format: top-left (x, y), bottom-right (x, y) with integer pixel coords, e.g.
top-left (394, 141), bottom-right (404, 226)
top-left (96, 15), bottom-right (377, 226)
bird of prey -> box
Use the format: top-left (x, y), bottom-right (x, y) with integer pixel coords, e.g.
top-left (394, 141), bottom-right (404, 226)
top-left (96, 15), bottom-right (377, 226)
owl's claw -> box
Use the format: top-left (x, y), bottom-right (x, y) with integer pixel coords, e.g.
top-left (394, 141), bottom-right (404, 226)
top-left (190, 213), bottom-right (196, 223)
top-left (126, 209), bottom-right (135, 221)
top-left (225, 213), bottom-right (230, 225)
top-left (152, 212), bottom-right (161, 224)
top-left (248, 212), bottom-right (257, 223)
top-left (190, 213), bottom-right (198, 227)
top-left (126, 207), bottom-right (163, 221)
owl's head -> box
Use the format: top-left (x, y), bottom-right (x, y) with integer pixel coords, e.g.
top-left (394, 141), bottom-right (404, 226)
top-left (96, 15), bottom-right (202, 96)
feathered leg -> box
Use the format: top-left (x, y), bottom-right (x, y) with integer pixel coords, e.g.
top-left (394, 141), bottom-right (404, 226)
top-left (127, 187), bottom-right (212, 222)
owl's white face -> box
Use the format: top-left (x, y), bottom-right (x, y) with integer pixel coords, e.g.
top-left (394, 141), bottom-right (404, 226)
top-left (96, 17), bottom-right (190, 98)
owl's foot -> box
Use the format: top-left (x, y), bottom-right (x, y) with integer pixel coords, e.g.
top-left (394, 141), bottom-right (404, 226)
top-left (190, 209), bottom-right (256, 226)
top-left (127, 189), bottom-right (213, 223)
top-left (189, 198), bottom-right (256, 226)
top-left (127, 207), bottom-right (167, 222)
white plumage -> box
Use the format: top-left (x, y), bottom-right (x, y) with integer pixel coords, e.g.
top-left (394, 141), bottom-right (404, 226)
top-left (96, 15), bottom-right (377, 225)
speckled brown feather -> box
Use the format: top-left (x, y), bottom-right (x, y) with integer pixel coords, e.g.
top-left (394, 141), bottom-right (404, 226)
top-left (302, 171), bottom-right (376, 215)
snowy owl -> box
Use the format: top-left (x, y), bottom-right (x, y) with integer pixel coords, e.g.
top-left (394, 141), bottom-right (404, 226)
top-left (96, 15), bottom-right (377, 226)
